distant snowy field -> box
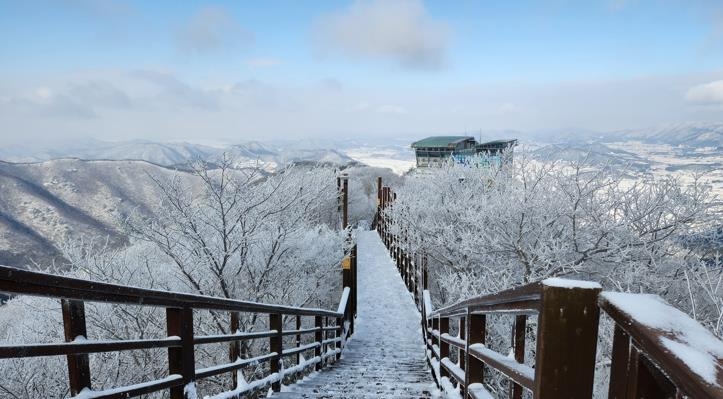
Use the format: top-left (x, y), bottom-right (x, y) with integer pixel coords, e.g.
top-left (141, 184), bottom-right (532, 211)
top-left (343, 146), bottom-right (415, 175)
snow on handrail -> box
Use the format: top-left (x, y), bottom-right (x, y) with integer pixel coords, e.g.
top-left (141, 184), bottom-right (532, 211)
top-left (336, 286), bottom-right (351, 315)
top-left (423, 289), bottom-right (433, 317)
top-left (600, 291), bottom-right (723, 396)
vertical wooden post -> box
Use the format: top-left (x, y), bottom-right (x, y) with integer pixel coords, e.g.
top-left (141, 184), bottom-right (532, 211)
top-left (376, 177), bottom-right (382, 232)
top-left (314, 316), bottom-right (323, 371)
top-left (229, 311), bottom-right (240, 389)
top-left (465, 313), bottom-right (486, 390)
top-left (458, 316), bottom-right (466, 396)
top-left (510, 315), bottom-right (527, 399)
top-left (62, 299), bottom-right (91, 396)
top-left (439, 316), bottom-right (450, 379)
top-left (422, 253), bottom-right (429, 291)
top-left (295, 315), bottom-right (302, 366)
top-left (336, 317), bottom-right (343, 360)
top-left (608, 325), bottom-right (630, 399)
top-left (167, 307), bottom-right (195, 399)
top-left (341, 174), bottom-right (349, 229)
top-left (533, 283), bottom-right (601, 399)
top-left (351, 244), bottom-right (357, 335)
top-left (269, 313), bottom-right (283, 392)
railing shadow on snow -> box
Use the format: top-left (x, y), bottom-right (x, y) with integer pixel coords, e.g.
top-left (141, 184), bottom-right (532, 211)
top-left (376, 177), bottom-right (723, 399)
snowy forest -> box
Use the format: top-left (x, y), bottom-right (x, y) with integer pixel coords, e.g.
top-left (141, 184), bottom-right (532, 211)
top-left (0, 149), bottom-right (721, 398)
top-left (382, 152), bottom-right (722, 397)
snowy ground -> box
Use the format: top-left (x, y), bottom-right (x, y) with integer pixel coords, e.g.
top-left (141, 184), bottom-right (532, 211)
top-left (344, 147), bottom-right (416, 175)
top-left (273, 230), bottom-right (438, 398)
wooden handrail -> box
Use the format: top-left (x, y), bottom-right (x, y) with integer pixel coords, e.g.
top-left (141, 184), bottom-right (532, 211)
top-left (427, 282), bottom-right (542, 318)
top-left (600, 292), bottom-right (723, 399)
top-left (0, 266), bottom-right (341, 317)
top-left (0, 242), bottom-right (357, 399)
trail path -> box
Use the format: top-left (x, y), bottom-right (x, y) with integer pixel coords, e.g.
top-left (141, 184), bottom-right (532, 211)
top-left (272, 230), bottom-right (436, 398)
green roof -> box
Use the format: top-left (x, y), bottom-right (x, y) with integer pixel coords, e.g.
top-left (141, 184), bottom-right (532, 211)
top-left (477, 139), bottom-right (518, 147)
top-left (411, 136), bottom-right (474, 148)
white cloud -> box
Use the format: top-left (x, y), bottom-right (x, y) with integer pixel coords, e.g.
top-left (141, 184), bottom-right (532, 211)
top-left (685, 80), bottom-right (723, 105)
top-left (5, 70), bottom-right (723, 145)
top-left (177, 7), bottom-right (253, 54)
top-left (314, 0), bottom-right (449, 70)
top-left (129, 70), bottom-right (219, 110)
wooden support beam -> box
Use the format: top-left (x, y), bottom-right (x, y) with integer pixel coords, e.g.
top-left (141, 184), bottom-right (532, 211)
top-left (167, 307), bottom-right (195, 399)
top-left (62, 299), bottom-right (91, 396)
top-left (533, 283), bottom-right (600, 399)
top-left (269, 313), bottom-right (283, 392)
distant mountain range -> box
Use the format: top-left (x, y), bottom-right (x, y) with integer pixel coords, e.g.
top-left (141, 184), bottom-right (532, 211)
top-left (0, 159), bottom-right (200, 269)
top-left (0, 139), bottom-right (356, 171)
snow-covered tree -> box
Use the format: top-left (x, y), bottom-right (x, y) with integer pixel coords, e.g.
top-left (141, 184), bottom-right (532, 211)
top-left (0, 160), bottom-right (348, 398)
top-left (384, 152), bottom-right (720, 397)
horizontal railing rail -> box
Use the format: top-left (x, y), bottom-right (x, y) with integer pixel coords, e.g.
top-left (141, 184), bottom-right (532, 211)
top-left (0, 242), bottom-right (357, 399)
top-left (376, 176), bottom-right (723, 399)
top-left (0, 266), bottom-right (341, 317)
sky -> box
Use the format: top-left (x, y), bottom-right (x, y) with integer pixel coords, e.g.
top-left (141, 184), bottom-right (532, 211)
top-left (1, 0), bottom-right (723, 146)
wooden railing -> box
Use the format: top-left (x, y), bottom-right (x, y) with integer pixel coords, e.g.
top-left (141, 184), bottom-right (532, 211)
top-left (600, 292), bottom-right (723, 398)
top-left (376, 177), bottom-right (723, 399)
top-left (0, 246), bottom-right (357, 399)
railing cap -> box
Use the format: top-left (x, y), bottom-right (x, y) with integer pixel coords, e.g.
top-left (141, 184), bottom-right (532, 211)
top-left (600, 291), bottom-right (723, 394)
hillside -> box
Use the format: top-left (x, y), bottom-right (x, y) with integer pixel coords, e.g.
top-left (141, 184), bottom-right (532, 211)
top-left (0, 159), bottom-right (197, 269)
top-left (0, 139), bottom-right (356, 171)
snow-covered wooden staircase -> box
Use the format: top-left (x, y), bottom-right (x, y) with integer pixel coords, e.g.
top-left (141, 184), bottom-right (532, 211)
top-left (271, 230), bottom-right (437, 398)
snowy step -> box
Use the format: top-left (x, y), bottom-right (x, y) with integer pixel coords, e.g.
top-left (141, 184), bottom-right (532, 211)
top-left (273, 231), bottom-right (436, 398)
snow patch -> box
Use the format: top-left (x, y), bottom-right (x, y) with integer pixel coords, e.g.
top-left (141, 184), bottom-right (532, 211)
top-left (543, 278), bottom-right (601, 289)
top-left (602, 292), bottom-right (723, 386)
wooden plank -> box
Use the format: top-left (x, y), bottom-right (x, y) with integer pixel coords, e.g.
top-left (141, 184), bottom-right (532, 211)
top-left (0, 337), bottom-right (181, 358)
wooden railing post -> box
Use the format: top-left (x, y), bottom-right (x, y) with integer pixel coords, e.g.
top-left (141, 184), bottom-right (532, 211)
top-left (439, 316), bottom-right (450, 379)
top-left (295, 315), bottom-right (302, 366)
top-left (465, 312), bottom-right (485, 391)
top-left (533, 282), bottom-right (601, 399)
top-left (62, 299), bottom-right (91, 396)
top-left (167, 307), bottom-right (195, 399)
top-left (458, 316), bottom-right (466, 397)
top-left (376, 176), bottom-right (382, 232)
top-left (229, 311), bottom-right (240, 389)
top-left (314, 316), bottom-right (323, 371)
top-left (269, 313), bottom-right (283, 392)
top-left (336, 317), bottom-right (343, 360)
top-left (351, 244), bottom-right (357, 335)
top-left (510, 315), bottom-right (527, 399)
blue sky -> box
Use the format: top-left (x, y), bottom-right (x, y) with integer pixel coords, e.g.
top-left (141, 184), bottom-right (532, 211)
top-left (1, 0), bottom-right (723, 144)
